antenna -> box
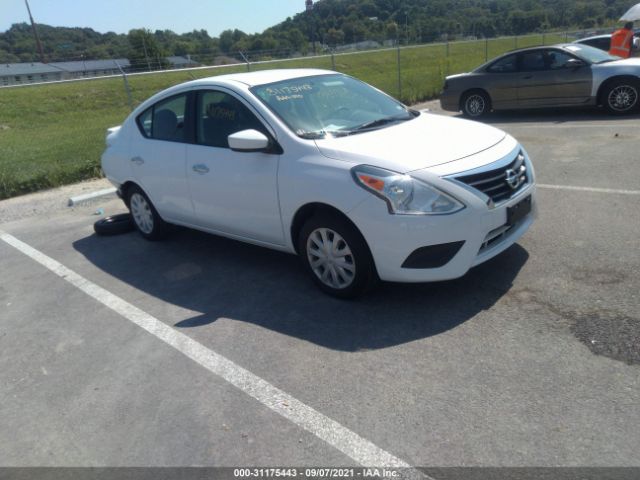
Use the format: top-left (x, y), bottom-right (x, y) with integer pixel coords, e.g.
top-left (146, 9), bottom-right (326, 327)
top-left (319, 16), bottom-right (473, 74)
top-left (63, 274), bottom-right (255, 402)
top-left (24, 0), bottom-right (46, 63)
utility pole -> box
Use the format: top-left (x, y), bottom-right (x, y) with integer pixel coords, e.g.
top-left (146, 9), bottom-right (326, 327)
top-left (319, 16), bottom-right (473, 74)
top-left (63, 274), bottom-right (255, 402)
top-left (24, 0), bottom-right (46, 63)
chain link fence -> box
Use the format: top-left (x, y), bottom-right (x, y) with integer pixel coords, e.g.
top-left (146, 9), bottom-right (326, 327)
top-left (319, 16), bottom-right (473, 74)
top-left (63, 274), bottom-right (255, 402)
top-left (0, 28), bottom-right (617, 200)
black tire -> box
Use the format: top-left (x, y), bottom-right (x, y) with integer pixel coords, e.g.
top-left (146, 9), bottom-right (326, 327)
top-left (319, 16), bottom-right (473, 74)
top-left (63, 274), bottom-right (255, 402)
top-left (461, 90), bottom-right (491, 118)
top-left (298, 214), bottom-right (377, 299)
top-left (93, 213), bottom-right (134, 236)
top-left (126, 185), bottom-right (169, 241)
top-left (603, 79), bottom-right (640, 115)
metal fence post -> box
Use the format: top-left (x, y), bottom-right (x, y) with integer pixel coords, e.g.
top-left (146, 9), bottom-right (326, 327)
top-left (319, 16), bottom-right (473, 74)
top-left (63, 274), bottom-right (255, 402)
top-left (115, 61), bottom-right (134, 112)
top-left (239, 51), bottom-right (250, 71)
top-left (485, 38), bottom-right (489, 62)
top-left (515, 35), bottom-right (518, 49)
top-left (445, 41), bottom-right (450, 76)
top-left (542, 32), bottom-right (546, 45)
top-left (331, 50), bottom-right (336, 71)
top-left (396, 43), bottom-right (402, 100)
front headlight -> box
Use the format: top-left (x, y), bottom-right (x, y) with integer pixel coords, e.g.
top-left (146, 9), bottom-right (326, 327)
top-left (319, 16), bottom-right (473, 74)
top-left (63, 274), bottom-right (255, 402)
top-left (352, 165), bottom-right (465, 215)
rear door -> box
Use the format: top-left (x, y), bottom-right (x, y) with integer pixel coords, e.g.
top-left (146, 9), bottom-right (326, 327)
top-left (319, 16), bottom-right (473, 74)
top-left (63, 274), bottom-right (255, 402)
top-left (516, 49), bottom-right (555, 107)
top-left (129, 92), bottom-right (196, 224)
top-left (481, 53), bottom-right (519, 109)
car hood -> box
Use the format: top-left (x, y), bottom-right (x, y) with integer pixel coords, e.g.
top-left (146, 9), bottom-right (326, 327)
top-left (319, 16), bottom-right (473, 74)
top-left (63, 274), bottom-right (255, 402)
top-left (314, 113), bottom-right (507, 174)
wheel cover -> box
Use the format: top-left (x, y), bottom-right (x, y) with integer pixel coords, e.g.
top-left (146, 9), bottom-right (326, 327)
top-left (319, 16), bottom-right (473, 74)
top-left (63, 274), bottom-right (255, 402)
top-left (306, 228), bottom-right (356, 289)
top-left (130, 193), bottom-right (154, 234)
top-left (608, 85), bottom-right (638, 112)
top-left (465, 94), bottom-right (485, 116)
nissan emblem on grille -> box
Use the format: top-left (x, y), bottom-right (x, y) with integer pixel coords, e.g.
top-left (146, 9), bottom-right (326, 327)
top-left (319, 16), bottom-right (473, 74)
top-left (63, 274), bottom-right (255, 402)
top-left (505, 169), bottom-right (522, 190)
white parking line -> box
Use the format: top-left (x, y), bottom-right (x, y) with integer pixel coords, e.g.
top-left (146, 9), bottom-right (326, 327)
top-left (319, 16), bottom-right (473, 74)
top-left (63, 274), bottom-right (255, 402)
top-left (0, 230), bottom-right (426, 475)
top-left (537, 184), bottom-right (640, 195)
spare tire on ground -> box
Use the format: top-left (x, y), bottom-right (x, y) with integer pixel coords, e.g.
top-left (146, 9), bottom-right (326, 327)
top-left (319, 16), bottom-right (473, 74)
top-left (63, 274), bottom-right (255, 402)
top-left (94, 213), bottom-right (134, 236)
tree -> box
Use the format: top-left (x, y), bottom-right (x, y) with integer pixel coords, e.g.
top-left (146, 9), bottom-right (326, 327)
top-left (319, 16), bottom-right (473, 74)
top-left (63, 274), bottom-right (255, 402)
top-left (326, 28), bottom-right (345, 47)
top-left (128, 28), bottom-right (168, 70)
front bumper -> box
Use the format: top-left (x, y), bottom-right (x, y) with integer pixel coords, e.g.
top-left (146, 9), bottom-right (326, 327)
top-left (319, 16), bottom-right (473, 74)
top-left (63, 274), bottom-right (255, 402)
top-left (348, 182), bottom-right (536, 283)
top-left (439, 91), bottom-right (461, 112)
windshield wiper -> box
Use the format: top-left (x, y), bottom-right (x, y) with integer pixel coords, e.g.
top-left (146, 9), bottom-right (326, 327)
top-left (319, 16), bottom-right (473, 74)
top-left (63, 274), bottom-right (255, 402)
top-left (346, 113), bottom-right (416, 135)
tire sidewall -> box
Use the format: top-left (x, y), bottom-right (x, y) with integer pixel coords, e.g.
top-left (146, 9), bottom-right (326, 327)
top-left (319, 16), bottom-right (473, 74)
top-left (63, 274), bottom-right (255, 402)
top-left (604, 80), bottom-right (640, 115)
top-left (298, 214), bottom-right (376, 299)
top-left (94, 213), bottom-right (134, 236)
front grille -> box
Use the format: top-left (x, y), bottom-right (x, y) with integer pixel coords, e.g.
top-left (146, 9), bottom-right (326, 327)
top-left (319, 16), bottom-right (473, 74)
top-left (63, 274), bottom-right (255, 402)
top-left (455, 152), bottom-right (528, 204)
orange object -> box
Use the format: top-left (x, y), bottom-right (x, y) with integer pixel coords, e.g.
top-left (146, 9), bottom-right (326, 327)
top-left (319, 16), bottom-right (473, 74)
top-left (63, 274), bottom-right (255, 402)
top-left (609, 28), bottom-right (634, 58)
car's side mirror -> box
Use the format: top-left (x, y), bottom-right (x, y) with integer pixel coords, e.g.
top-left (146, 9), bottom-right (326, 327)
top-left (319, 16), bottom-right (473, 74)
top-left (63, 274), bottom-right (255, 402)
top-left (228, 129), bottom-right (271, 152)
top-left (566, 58), bottom-right (586, 68)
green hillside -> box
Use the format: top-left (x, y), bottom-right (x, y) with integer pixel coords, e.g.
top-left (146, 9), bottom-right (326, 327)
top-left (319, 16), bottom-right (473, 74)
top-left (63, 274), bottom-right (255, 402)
top-left (0, 0), bottom-right (630, 63)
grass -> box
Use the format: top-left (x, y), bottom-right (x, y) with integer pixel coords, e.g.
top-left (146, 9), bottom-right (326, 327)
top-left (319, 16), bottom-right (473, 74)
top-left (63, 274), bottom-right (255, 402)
top-left (0, 33), bottom-right (565, 200)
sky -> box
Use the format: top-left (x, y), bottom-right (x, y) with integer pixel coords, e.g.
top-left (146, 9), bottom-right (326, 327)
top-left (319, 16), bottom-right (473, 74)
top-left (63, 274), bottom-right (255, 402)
top-left (1, 0), bottom-right (307, 36)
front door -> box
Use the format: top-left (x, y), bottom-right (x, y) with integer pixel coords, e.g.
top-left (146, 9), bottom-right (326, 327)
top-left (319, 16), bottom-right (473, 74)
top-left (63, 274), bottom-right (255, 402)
top-left (517, 49), bottom-right (592, 107)
top-left (186, 89), bottom-right (284, 245)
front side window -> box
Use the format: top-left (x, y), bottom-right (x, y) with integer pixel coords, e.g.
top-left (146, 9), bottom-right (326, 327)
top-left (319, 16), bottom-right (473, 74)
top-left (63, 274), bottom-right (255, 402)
top-left (136, 93), bottom-right (188, 142)
top-left (196, 90), bottom-right (266, 148)
top-left (250, 74), bottom-right (414, 139)
top-left (546, 51), bottom-right (577, 69)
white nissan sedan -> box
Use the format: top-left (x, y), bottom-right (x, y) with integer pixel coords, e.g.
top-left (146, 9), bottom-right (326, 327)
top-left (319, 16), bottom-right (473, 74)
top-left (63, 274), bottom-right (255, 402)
top-left (102, 69), bottom-right (536, 298)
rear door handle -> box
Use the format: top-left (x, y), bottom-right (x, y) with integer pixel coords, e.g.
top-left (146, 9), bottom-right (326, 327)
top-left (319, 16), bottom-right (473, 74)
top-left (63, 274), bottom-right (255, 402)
top-left (130, 156), bottom-right (144, 165)
top-left (522, 75), bottom-right (533, 79)
top-left (192, 164), bottom-right (210, 175)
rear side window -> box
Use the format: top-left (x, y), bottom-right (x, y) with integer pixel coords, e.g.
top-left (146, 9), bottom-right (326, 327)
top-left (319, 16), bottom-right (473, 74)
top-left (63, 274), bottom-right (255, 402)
top-left (136, 93), bottom-right (188, 142)
top-left (138, 108), bottom-right (152, 137)
top-left (487, 54), bottom-right (517, 73)
top-left (520, 51), bottom-right (547, 71)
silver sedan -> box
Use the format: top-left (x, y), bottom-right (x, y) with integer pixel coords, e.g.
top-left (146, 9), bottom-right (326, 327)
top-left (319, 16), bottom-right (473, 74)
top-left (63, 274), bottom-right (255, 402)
top-left (440, 44), bottom-right (640, 117)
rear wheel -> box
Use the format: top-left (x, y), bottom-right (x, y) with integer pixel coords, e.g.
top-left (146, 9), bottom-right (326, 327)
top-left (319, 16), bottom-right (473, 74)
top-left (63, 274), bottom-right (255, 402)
top-left (299, 214), bottom-right (377, 299)
top-left (127, 186), bottom-right (169, 241)
top-left (461, 90), bottom-right (491, 118)
top-left (603, 79), bottom-right (640, 114)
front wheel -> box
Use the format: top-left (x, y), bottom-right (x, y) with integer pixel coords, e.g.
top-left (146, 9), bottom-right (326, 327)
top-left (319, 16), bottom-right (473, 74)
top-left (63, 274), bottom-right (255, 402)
top-left (298, 215), bottom-right (377, 299)
top-left (461, 90), bottom-right (491, 118)
top-left (604, 79), bottom-right (640, 114)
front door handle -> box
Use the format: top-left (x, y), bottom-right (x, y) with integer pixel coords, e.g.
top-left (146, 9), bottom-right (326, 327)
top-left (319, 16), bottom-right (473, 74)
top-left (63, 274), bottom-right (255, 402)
top-left (192, 164), bottom-right (210, 175)
top-left (130, 156), bottom-right (145, 165)
top-left (522, 75), bottom-right (533, 80)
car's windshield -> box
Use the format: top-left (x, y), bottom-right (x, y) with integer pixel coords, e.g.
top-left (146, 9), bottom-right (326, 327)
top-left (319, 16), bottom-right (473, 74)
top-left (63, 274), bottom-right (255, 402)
top-left (250, 74), bottom-right (415, 139)
top-left (565, 44), bottom-right (620, 63)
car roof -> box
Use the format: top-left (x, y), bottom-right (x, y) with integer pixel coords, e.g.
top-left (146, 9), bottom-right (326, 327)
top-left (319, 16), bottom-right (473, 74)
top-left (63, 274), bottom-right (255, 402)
top-left (470, 44), bottom-right (588, 73)
top-left (501, 43), bottom-right (575, 55)
top-left (183, 68), bottom-right (335, 88)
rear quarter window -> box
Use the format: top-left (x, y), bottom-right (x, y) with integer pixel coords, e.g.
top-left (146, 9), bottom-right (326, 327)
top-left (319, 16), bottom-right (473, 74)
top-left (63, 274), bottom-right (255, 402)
top-left (137, 107), bottom-right (152, 137)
